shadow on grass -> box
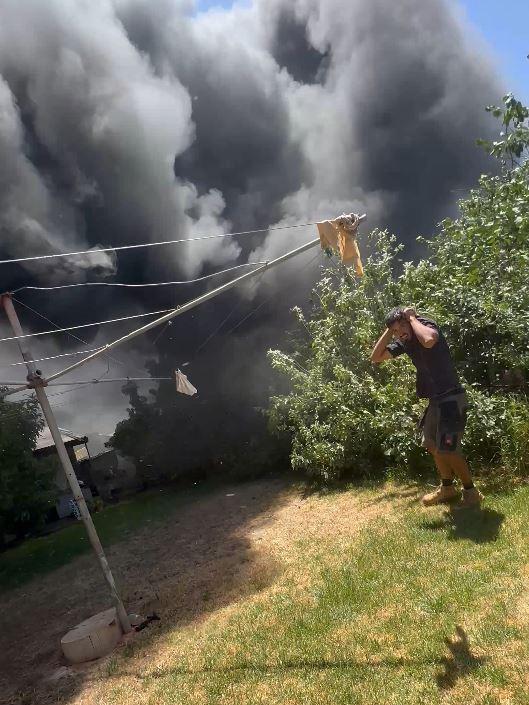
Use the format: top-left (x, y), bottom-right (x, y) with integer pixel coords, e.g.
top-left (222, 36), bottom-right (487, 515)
top-left (102, 628), bottom-right (483, 695)
top-left (436, 625), bottom-right (484, 689)
top-left (473, 469), bottom-right (527, 497)
top-left (1, 477), bottom-right (290, 705)
top-left (113, 657), bottom-right (433, 682)
top-left (362, 484), bottom-right (421, 506)
top-left (420, 507), bottom-right (504, 543)
top-left (110, 628), bottom-right (483, 687)
top-left (297, 474), bottom-right (422, 506)
top-left (0, 484), bottom-right (215, 592)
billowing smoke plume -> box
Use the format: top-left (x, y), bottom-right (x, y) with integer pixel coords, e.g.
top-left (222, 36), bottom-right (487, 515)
top-left (0, 0), bottom-right (504, 442)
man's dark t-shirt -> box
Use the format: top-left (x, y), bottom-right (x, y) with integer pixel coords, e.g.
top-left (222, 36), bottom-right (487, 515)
top-left (386, 317), bottom-right (460, 399)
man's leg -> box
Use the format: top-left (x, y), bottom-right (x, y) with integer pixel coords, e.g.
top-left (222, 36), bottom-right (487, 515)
top-left (422, 445), bottom-right (460, 506)
top-left (421, 403), bottom-right (460, 505)
top-left (421, 394), bottom-right (482, 507)
top-left (445, 453), bottom-right (473, 487)
top-left (431, 448), bottom-right (455, 482)
top-left (440, 392), bottom-right (482, 505)
top-left (445, 453), bottom-right (482, 507)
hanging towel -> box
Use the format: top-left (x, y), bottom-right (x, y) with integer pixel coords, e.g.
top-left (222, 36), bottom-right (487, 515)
top-left (175, 369), bottom-right (197, 396)
top-left (317, 212), bottom-right (364, 276)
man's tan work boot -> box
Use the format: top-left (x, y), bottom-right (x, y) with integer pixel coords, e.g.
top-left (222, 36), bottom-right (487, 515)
top-left (460, 487), bottom-right (483, 508)
top-left (422, 484), bottom-right (460, 507)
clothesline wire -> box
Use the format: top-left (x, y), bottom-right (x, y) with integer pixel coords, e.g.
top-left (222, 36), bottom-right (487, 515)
top-left (192, 270), bottom-right (268, 357)
top-left (0, 221), bottom-right (320, 267)
top-left (0, 304), bottom-right (175, 344)
top-left (1, 371), bottom-right (173, 410)
top-left (224, 251), bottom-right (322, 339)
top-left (7, 262), bottom-right (268, 295)
top-left (150, 259), bottom-right (268, 360)
top-left (47, 385), bottom-right (94, 399)
top-left (97, 355), bottom-right (111, 384)
top-left (0, 390), bottom-right (71, 422)
top-left (48, 377), bottom-right (173, 386)
top-left (0, 252), bottom-right (323, 417)
top-left (152, 320), bottom-right (173, 347)
top-left (9, 297), bottom-right (147, 377)
top-left (158, 269), bottom-right (182, 345)
top-left (0, 381), bottom-right (107, 414)
top-left (0, 243), bottom-right (319, 345)
top-left (181, 250), bottom-right (322, 368)
top-left (3, 347), bottom-right (104, 368)
top-left (0, 360), bottom-right (112, 409)
top-left (11, 298), bottom-right (113, 356)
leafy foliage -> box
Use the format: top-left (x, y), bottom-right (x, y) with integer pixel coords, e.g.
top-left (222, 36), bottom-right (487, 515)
top-left (0, 392), bottom-right (55, 541)
top-left (110, 382), bottom-right (162, 486)
top-left (477, 93), bottom-right (529, 167)
top-left (269, 97), bottom-right (529, 481)
top-left (109, 378), bottom-right (288, 486)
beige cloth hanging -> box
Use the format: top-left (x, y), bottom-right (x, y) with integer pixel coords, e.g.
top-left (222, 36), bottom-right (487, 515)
top-left (175, 369), bottom-right (197, 396)
top-left (317, 212), bottom-right (364, 276)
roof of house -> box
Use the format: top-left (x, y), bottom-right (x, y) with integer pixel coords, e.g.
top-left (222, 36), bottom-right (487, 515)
top-left (35, 427), bottom-right (88, 451)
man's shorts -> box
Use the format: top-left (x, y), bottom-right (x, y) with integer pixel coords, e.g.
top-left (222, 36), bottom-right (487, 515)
top-left (419, 390), bottom-right (468, 455)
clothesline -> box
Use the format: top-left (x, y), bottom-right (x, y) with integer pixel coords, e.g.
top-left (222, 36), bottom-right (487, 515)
top-left (0, 215), bottom-right (366, 348)
top-left (6, 262), bottom-right (268, 295)
top-left (0, 308), bottom-right (175, 344)
top-left (0, 213), bottom-right (367, 389)
top-left (10, 297), bottom-right (147, 377)
top-left (0, 221), bottom-right (321, 267)
top-left (5, 347), bottom-right (103, 367)
top-left (45, 377), bottom-right (173, 386)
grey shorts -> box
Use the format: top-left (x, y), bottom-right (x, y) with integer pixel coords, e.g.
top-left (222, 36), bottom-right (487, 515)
top-left (419, 391), bottom-right (468, 455)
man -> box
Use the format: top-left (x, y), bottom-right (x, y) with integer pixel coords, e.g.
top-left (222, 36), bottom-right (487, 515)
top-left (370, 307), bottom-right (482, 507)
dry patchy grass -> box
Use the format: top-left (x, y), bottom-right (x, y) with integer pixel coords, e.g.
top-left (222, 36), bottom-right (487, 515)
top-left (4, 477), bottom-right (529, 705)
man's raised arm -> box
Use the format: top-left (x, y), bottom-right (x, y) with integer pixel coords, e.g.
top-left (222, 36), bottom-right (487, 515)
top-left (404, 308), bottom-right (439, 349)
top-left (370, 328), bottom-right (394, 364)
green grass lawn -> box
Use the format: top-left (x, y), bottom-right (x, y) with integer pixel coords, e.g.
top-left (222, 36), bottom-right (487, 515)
top-left (0, 486), bottom-right (197, 592)
top-left (95, 482), bottom-right (529, 705)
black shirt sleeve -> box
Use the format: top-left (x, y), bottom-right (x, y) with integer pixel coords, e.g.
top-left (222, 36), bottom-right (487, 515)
top-left (418, 317), bottom-right (439, 333)
top-left (386, 340), bottom-right (406, 358)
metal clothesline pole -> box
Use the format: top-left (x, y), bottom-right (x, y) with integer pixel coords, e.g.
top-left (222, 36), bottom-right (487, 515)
top-left (47, 235), bottom-right (324, 383)
top-left (0, 239), bottom-right (321, 392)
top-left (1, 377), bottom-right (174, 387)
top-left (0, 236), bottom-right (329, 399)
top-left (45, 377), bottom-right (174, 386)
top-left (0, 215), bottom-right (366, 642)
top-left (0, 237), bottom-right (323, 396)
top-left (0, 377), bottom-right (175, 396)
top-left (0, 384), bottom-right (34, 397)
top-left (0, 294), bottom-right (132, 635)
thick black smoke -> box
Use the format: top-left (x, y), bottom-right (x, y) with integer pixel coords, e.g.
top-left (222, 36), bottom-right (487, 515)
top-left (0, 0), bottom-right (503, 445)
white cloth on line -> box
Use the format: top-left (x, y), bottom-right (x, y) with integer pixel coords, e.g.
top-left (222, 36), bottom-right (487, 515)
top-left (175, 369), bottom-right (197, 396)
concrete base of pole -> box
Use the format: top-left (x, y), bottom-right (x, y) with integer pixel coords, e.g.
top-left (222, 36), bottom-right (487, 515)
top-left (61, 608), bottom-right (123, 664)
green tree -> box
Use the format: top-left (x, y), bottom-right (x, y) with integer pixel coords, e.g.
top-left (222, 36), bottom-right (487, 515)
top-left (477, 93), bottom-right (529, 168)
top-left (108, 381), bottom-right (162, 487)
top-left (0, 391), bottom-right (56, 542)
top-left (109, 375), bottom-right (286, 486)
top-left (269, 96), bottom-right (529, 481)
